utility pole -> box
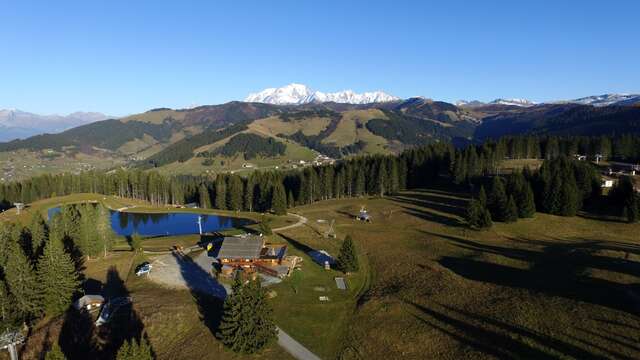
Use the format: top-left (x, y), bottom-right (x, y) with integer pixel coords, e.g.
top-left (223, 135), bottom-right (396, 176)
top-left (197, 215), bottom-right (203, 235)
top-left (1, 331), bottom-right (25, 360)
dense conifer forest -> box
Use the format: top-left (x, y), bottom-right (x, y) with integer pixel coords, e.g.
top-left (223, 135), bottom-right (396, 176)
top-left (1, 135), bottom-right (638, 222)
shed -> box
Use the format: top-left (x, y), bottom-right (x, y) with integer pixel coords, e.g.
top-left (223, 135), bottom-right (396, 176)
top-left (74, 294), bottom-right (105, 311)
top-left (335, 277), bottom-right (347, 290)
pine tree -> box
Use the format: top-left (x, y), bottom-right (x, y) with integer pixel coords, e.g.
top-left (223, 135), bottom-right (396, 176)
top-left (227, 175), bottom-right (244, 211)
top-left (271, 182), bottom-right (287, 216)
top-left (518, 183), bottom-right (536, 218)
top-left (116, 337), bottom-right (153, 360)
top-left (488, 177), bottom-right (508, 221)
top-left (466, 199), bottom-right (492, 229)
top-left (199, 184), bottom-right (211, 209)
top-left (336, 235), bottom-right (359, 273)
top-left (4, 240), bottom-right (40, 320)
top-left (218, 279), bottom-right (277, 354)
top-left (215, 176), bottom-right (227, 210)
top-left (287, 191), bottom-right (295, 208)
top-left (29, 213), bottom-right (48, 259)
top-left (478, 186), bottom-right (487, 208)
top-left (37, 235), bottom-right (81, 317)
top-left (45, 342), bottom-right (67, 360)
top-left (258, 216), bottom-right (273, 236)
top-left (129, 233), bottom-right (143, 252)
top-left (0, 279), bottom-right (18, 330)
top-left (504, 195), bottom-right (518, 223)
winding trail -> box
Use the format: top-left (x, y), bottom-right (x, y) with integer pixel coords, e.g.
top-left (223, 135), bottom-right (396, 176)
top-left (274, 212), bottom-right (308, 232)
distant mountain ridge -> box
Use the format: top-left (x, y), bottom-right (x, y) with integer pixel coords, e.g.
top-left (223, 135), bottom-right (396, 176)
top-left (457, 93), bottom-right (640, 109)
top-left (245, 83), bottom-right (399, 105)
top-left (0, 109), bottom-right (110, 142)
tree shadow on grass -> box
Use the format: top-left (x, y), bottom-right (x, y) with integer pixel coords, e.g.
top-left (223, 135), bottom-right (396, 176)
top-left (389, 191), bottom-right (468, 228)
top-left (407, 301), bottom-right (637, 359)
top-left (171, 251), bottom-right (226, 338)
top-left (425, 231), bottom-right (640, 316)
top-left (59, 266), bottom-right (151, 359)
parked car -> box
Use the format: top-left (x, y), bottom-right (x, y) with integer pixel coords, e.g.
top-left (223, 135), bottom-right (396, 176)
top-left (135, 262), bottom-right (152, 276)
top-left (95, 297), bottom-right (132, 326)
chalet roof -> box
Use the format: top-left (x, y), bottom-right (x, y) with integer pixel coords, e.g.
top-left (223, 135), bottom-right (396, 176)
top-left (74, 294), bottom-right (105, 309)
top-left (217, 236), bottom-right (264, 260)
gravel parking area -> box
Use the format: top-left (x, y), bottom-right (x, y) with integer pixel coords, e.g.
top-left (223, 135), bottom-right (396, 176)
top-left (147, 250), bottom-right (229, 298)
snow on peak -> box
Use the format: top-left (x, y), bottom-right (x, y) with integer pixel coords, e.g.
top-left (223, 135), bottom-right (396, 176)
top-left (489, 98), bottom-right (536, 107)
top-left (245, 83), bottom-right (400, 105)
top-left (560, 93), bottom-right (640, 107)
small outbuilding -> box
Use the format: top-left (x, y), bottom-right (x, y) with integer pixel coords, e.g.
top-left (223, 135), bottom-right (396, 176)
top-left (74, 294), bottom-right (105, 311)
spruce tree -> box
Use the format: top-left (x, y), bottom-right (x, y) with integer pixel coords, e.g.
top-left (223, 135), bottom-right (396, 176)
top-left (287, 191), bottom-right (295, 208)
top-left (4, 240), bottom-right (40, 320)
top-left (258, 216), bottom-right (273, 236)
top-left (488, 177), bottom-right (508, 221)
top-left (227, 175), bottom-right (244, 211)
top-left (199, 184), bottom-right (211, 209)
top-left (215, 176), bottom-right (227, 210)
top-left (336, 235), bottom-right (359, 273)
top-left (45, 342), bottom-right (67, 360)
top-left (504, 195), bottom-right (519, 223)
top-left (466, 199), bottom-right (492, 229)
top-left (129, 233), bottom-right (143, 252)
top-left (0, 279), bottom-right (18, 330)
top-left (116, 337), bottom-right (153, 360)
top-left (37, 235), bottom-right (81, 317)
top-left (29, 214), bottom-right (48, 259)
top-left (218, 279), bottom-right (276, 354)
top-left (478, 186), bottom-right (487, 208)
top-left (518, 183), bottom-right (536, 218)
top-left (271, 182), bottom-right (287, 216)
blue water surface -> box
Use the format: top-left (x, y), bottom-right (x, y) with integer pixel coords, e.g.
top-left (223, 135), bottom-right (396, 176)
top-left (48, 207), bottom-right (251, 237)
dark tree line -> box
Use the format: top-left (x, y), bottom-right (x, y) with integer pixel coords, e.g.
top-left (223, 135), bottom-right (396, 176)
top-left (1, 135), bottom-right (637, 224)
top-left (197, 133), bottom-right (286, 160)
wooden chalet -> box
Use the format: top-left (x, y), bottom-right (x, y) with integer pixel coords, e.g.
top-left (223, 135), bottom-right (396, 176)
top-left (216, 235), bottom-right (289, 277)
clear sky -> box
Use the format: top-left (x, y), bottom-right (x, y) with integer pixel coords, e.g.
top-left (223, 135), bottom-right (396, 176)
top-left (1, 0), bottom-right (639, 116)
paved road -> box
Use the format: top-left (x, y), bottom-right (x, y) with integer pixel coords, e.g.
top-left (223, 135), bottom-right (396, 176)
top-left (274, 213), bottom-right (308, 232)
top-left (146, 239), bottom-right (322, 360)
top-left (277, 327), bottom-right (321, 360)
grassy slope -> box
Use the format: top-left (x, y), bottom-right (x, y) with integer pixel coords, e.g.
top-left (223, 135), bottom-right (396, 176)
top-left (285, 189), bottom-right (640, 359)
top-left (249, 115), bottom-right (332, 137)
top-left (321, 110), bottom-right (393, 155)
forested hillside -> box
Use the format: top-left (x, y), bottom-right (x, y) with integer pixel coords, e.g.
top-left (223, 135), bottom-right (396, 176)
top-left (1, 99), bottom-right (639, 178)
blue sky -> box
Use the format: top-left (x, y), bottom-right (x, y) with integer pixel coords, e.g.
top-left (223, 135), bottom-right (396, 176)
top-left (1, 0), bottom-right (639, 116)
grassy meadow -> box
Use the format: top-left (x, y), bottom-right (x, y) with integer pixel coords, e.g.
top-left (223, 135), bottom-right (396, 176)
top-left (3, 186), bottom-right (639, 359)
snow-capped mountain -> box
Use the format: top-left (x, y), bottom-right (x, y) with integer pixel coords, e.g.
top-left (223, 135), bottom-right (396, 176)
top-left (560, 94), bottom-right (640, 107)
top-left (245, 83), bottom-right (400, 105)
top-left (0, 109), bottom-right (110, 142)
top-left (489, 98), bottom-right (536, 107)
top-left (456, 98), bottom-right (536, 108)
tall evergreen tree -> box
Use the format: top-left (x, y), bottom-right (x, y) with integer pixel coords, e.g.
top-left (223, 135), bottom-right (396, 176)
top-left (4, 240), bottom-right (40, 321)
top-left (37, 235), bottom-right (81, 317)
top-left (215, 176), bottom-right (227, 210)
top-left (488, 177), bottom-right (508, 221)
top-left (466, 199), bottom-right (492, 229)
top-left (29, 214), bottom-right (48, 259)
top-left (271, 182), bottom-right (287, 216)
top-left (227, 175), bottom-right (244, 211)
top-left (218, 279), bottom-right (277, 354)
top-left (116, 337), bottom-right (153, 360)
top-left (518, 183), bottom-right (536, 218)
top-left (336, 235), bottom-right (359, 273)
top-left (198, 184), bottom-right (211, 209)
top-left (504, 195), bottom-right (519, 223)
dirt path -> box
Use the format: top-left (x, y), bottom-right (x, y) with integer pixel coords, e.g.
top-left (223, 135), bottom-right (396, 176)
top-left (274, 213), bottom-right (308, 232)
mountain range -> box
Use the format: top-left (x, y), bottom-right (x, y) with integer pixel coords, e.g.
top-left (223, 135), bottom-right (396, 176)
top-left (1, 86), bottom-right (639, 178)
top-left (245, 83), bottom-right (400, 105)
top-left (0, 109), bottom-right (110, 142)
